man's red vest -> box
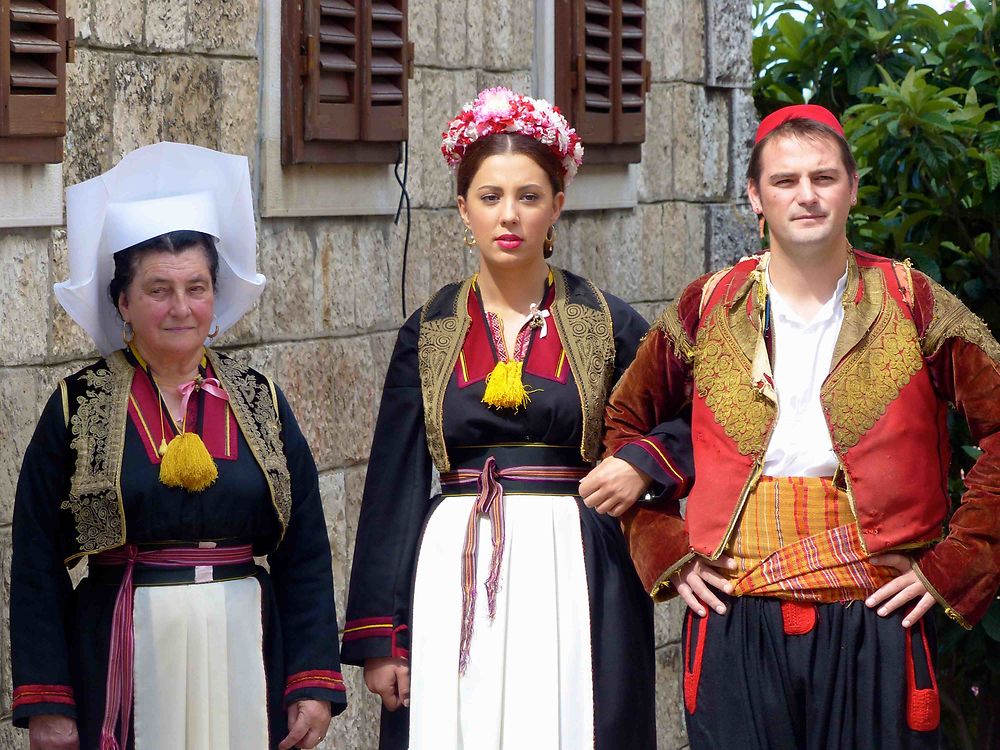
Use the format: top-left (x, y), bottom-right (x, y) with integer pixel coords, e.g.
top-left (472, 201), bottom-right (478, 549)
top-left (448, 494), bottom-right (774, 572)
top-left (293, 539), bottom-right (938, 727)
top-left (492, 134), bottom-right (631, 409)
top-left (687, 250), bottom-right (949, 559)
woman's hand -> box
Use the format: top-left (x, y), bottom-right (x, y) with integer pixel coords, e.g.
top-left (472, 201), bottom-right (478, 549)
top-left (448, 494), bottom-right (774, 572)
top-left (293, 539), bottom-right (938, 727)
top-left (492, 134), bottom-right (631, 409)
top-left (669, 555), bottom-right (737, 617)
top-left (364, 656), bottom-right (410, 711)
top-left (579, 457), bottom-right (652, 517)
top-left (865, 553), bottom-right (936, 628)
top-left (278, 699), bottom-right (332, 750)
top-left (28, 714), bottom-right (79, 750)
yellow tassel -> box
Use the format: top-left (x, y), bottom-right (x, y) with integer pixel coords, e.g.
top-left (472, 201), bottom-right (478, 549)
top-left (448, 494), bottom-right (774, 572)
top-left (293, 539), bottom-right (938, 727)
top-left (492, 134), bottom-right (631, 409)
top-left (159, 432), bottom-right (218, 492)
top-left (481, 360), bottom-right (538, 411)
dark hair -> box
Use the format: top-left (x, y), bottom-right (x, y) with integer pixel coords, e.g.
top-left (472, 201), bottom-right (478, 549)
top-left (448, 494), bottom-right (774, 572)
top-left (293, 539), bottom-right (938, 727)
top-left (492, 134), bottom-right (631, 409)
top-left (456, 133), bottom-right (564, 199)
top-left (747, 118), bottom-right (857, 185)
top-left (108, 230), bottom-right (219, 317)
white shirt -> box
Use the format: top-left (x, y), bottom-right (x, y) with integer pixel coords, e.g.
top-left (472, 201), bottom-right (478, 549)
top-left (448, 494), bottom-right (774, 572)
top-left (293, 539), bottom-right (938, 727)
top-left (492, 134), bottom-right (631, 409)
top-left (762, 267), bottom-right (848, 477)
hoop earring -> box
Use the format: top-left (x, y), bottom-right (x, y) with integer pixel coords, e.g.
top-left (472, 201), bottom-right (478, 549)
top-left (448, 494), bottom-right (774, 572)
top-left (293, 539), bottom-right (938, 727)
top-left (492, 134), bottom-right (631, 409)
top-left (122, 321), bottom-right (135, 346)
top-left (207, 320), bottom-right (220, 340)
top-left (545, 225), bottom-right (557, 245)
top-left (463, 227), bottom-right (477, 247)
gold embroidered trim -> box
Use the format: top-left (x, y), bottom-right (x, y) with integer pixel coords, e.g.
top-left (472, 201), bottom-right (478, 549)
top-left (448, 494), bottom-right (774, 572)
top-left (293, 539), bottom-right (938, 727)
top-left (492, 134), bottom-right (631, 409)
top-left (912, 563), bottom-right (971, 630)
top-left (207, 350), bottom-right (292, 538)
top-left (551, 269), bottom-right (615, 462)
top-left (62, 351), bottom-right (132, 561)
top-left (693, 303), bottom-right (775, 456)
top-left (921, 278), bottom-right (1000, 361)
top-left (652, 300), bottom-right (695, 363)
top-left (418, 278), bottom-right (474, 472)
top-left (822, 290), bottom-right (924, 452)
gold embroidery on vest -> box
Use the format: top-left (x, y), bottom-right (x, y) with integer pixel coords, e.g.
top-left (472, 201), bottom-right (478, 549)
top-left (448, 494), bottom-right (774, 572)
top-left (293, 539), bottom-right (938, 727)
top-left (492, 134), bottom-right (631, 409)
top-left (652, 300), bottom-right (695, 363)
top-left (418, 278), bottom-right (474, 472)
top-left (693, 304), bottom-right (774, 456)
top-left (62, 351), bottom-right (132, 559)
top-left (922, 279), bottom-right (1000, 361)
top-left (551, 270), bottom-right (615, 462)
top-left (207, 350), bottom-right (292, 537)
top-left (822, 296), bottom-right (924, 451)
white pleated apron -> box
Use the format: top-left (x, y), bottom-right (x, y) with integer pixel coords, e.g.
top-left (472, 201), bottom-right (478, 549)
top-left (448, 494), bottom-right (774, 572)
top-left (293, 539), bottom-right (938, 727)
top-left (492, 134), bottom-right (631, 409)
top-left (131, 577), bottom-right (268, 750)
top-left (409, 493), bottom-right (595, 750)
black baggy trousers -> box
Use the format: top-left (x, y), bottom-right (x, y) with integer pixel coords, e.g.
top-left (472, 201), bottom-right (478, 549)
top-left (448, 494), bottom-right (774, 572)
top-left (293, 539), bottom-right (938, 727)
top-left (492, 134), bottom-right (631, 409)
top-left (682, 594), bottom-right (940, 750)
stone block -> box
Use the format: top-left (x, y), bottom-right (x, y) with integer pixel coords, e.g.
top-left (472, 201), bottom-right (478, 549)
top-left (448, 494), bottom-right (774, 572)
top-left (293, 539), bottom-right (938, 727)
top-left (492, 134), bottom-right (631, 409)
top-left (213, 300), bottom-right (261, 348)
top-left (407, 68), bottom-right (478, 209)
top-left (145, 0), bottom-right (189, 51)
top-left (325, 666), bottom-right (381, 750)
top-left (603, 210), bottom-right (643, 303)
top-left (652, 597), bottom-right (687, 647)
top-left (642, 201), bottom-right (708, 300)
top-left (0, 369), bottom-right (43, 525)
top-left (671, 84), bottom-right (730, 202)
top-left (409, 0), bottom-right (441, 67)
top-left (729, 88), bottom-right (758, 200)
top-left (66, 0), bottom-right (93, 41)
top-left (654, 644), bottom-right (688, 749)
top-left (705, 0), bottom-right (754, 88)
top-left (0, 720), bottom-right (28, 749)
top-left (0, 528), bottom-right (11, 715)
top-left (475, 0), bottom-right (534, 71)
top-left (368, 331), bottom-right (399, 390)
top-left (188, 0), bottom-right (259, 55)
top-left (476, 70), bottom-right (532, 96)
top-left (92, 0), bottom-right (144, 47)
top-left (648, 0), bottom-right (705, 83)
top-left (637, 85), bottom-right (675, 203)
top-left (65, 48), bottom-right (112, 187)
top-left (353, 217), bottom-right (407, 333)
top-left (50, 229), bottom-right (99, 362)
top-left (392, 210), bottom-right (435, 319)
top-left (270, 338), bottom-right (378, 471)
top-left (707, 202), bottom-right (758, 270)
top-left (161, 56), bottom-right (222, 150)
top-left (319, 470), bottom-right (349, 630)
top-left (111, 56), bottom-right (166, 162)
top-left (435, 0), bottom-right (472, 68)
top-left (0, 232), bottom-right (50, 366)
top-left (315, 220), bottom-right (361, 333)
top-left (217, 59), bottom-right (260, 173)
top-left (259, 222), bottom-right (317, 340)
top-left (416, 210), bottom-right (473, 294)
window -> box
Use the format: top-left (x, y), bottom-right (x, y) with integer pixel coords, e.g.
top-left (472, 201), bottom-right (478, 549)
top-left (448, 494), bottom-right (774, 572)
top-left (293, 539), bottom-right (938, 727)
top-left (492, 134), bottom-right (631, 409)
top-left (553, 0), bottom-right (649, 165)
top-left (0, 0), bottom-right (73, 164)
top-left (281, 0), bottom-right (413, 165)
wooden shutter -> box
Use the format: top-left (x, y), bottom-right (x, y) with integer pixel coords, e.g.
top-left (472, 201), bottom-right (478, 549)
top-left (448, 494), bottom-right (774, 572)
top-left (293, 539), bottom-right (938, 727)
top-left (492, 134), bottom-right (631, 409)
top-left (282, 0), bottom-right (412, 165)
top-left (0, 0), bottom-right (72, 163)
top-left (554, 0), bottom-right (649, 163)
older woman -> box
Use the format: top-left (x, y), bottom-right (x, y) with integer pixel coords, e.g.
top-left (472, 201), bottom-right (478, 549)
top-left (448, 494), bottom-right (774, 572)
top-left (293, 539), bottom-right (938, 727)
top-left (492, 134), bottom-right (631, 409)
top-left (10, 143), bottom-right (346, 750)
top-left (342, 88), bottom-right (692, 749)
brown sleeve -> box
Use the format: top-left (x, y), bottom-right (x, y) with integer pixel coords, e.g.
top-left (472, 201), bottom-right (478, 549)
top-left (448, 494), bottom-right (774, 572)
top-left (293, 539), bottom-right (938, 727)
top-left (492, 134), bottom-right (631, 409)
top-left (603, 279), bottom-right (703, 598)
top-left (911, 273), bottom-right (1000, 628)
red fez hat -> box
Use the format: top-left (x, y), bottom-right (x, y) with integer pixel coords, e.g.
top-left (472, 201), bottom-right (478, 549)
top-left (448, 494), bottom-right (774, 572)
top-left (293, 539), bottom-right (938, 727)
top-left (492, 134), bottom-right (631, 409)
top-left (755, 104), bottom-right (845, 144)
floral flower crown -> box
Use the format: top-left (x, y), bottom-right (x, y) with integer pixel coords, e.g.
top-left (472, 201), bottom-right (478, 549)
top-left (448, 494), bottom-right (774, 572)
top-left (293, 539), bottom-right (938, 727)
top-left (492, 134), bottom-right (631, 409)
top-left (441, 87), bottom-right (585, 184)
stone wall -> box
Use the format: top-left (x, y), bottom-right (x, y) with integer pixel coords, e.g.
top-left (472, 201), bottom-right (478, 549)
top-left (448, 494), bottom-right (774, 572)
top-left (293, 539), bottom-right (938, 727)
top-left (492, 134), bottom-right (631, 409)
top-left (0, 1), bottom-right (756, 747)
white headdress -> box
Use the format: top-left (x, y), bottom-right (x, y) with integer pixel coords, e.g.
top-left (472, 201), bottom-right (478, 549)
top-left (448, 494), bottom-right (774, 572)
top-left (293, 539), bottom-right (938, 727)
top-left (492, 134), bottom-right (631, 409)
top-left (56, 142), bottom-right (265, 355)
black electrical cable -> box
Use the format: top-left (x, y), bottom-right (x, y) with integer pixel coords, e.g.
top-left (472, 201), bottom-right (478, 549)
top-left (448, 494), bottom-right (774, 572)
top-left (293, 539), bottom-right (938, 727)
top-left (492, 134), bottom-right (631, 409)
top-left (394, 140), bottom-right (412, 318)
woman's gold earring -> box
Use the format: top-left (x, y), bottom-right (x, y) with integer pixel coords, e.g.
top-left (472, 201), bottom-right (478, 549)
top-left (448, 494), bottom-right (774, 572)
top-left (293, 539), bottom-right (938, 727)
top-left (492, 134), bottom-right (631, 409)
top-left (207, 321), bottom-right (220, 340)
top-left (545, 225), bottom-right (557, 245)
top-left (463, 227), bottom-right (477, 247)
top-left (122, 321), bottom-right (135, 346)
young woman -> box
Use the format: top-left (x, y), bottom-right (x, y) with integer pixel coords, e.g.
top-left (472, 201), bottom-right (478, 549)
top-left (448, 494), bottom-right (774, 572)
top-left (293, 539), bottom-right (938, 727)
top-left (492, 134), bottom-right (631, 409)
top-left (342, 88), bottom-right (690, 750)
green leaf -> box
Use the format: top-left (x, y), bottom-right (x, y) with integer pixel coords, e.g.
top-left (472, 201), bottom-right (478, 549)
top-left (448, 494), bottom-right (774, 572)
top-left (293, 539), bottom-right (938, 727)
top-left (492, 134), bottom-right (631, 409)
top-left (985, 152), bottom-right (1000, 192)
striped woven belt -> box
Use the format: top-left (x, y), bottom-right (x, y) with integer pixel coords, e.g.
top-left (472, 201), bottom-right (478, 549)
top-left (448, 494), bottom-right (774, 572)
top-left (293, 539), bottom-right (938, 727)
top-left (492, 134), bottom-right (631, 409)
top-left (439, 445), bottom-right (590, 673)
top-left (91, 543), bottom-right (255, 750)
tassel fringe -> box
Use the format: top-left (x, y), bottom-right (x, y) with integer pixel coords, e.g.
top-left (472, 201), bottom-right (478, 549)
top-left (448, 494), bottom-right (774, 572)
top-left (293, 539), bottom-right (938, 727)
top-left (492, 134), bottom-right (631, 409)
top-left (481, 360), bottom-right (538, 411)
top-left (159, 432), bottom-right (218, 492)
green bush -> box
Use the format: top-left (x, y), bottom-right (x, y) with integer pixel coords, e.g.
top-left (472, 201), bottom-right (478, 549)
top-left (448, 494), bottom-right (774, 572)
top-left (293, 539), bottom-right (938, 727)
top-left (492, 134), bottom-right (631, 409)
top-left (753, 2), bottom-right (1000, 747)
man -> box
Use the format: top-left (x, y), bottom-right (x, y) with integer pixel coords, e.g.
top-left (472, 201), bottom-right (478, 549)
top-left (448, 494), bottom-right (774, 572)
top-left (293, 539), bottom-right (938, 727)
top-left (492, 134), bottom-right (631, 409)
top-left (579, 104), bottom-right (1000, 749)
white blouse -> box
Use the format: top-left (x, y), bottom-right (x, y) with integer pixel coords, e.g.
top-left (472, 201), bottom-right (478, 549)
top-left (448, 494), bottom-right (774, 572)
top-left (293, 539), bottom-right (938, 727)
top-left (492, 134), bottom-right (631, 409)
top-left (762, 267), bottom-right (848, 477)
